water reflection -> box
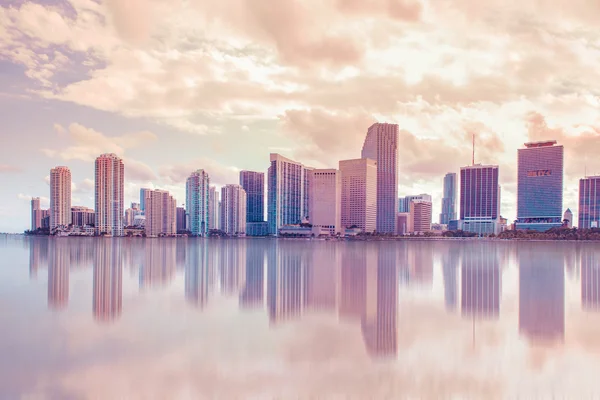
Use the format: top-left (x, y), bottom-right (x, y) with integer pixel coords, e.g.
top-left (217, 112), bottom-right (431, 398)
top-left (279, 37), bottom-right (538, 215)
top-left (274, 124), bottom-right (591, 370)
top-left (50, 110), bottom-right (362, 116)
top-left (93, 240), bottom-right (123, 322)
top-left (461, 243), bottom-right (500, 319)
top-left (48, 241), bottom-right (69, 310)
top-left (582, 250), bottom-right (600, 311)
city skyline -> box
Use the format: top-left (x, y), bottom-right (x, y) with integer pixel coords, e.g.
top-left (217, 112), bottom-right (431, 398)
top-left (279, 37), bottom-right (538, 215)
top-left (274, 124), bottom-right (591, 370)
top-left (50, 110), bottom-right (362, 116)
top-left (2, 1), bottom-right (600, 233)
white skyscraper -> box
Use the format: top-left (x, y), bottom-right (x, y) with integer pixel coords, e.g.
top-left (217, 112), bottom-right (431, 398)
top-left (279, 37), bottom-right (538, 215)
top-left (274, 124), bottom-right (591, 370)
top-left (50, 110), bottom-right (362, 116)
top-left (220, 184), bottom-right (247, 236)
top-left (361, 123), bottom-right (399, 234)
top-left (145, 189), bottom-right (177, 237)
top-left (95, 154), bottom-right (124, 236)
top-left (339, 158), bottom-right (377, 233)
top-left (309, 169), bottom-right (342, 235)
top-left (50, 166), bottom-right (72, 230)
top-left (186, 170), bottom-right (210, 236)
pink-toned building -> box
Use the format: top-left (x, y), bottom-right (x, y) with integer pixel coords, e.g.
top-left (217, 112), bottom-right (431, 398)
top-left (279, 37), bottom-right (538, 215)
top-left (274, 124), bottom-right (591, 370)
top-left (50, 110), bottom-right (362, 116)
top-left (95, 154), bottom-right (124, 236)
top-left (145, 189), bottom-right (177, 237)
top-left (31, 197), bottom-right (42, 231)
top-left (396, 212), bottom-right (410, 235)
top-left (409, 200), bottom-right (432, 234)
top-left (220, 184), bottom-right (247, 236)
top-left (339, 158), bottom-right (377, 233)
top-left (50, 166), bottom-right (72, 230)
top-left (309, 169), bottom-right (342, 235)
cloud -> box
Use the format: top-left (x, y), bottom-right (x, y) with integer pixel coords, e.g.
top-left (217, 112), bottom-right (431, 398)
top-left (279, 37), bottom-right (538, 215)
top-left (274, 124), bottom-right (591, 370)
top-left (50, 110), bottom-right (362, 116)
top-left (17, 194), bottom-right (49, 208)
top-left (159, 159), bottom-right (240, 187)
top-left (124, 158), bottom-right (158, 182)
top-left (73, 178), bottom-right (95, 194)
top-left (0, 164), bottom-right (22, 173)
top-left (43, 123), bottom-right (157, 162)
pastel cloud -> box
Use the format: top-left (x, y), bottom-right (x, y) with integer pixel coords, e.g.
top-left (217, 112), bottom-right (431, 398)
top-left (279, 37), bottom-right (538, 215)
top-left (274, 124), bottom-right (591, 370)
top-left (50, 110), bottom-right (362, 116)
top-left (0, 164), bottom-right (22, 173)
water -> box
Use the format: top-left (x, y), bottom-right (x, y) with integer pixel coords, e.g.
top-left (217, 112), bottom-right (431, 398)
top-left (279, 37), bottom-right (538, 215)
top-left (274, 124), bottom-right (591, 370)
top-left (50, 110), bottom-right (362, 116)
top-left (1, 236), bottom-right (600, 399)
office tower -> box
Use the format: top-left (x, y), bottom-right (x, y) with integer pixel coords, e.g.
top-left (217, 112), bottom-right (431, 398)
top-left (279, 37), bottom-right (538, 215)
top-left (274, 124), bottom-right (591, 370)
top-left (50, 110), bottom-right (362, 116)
top-left (516, 141), bottom-right (564, 231)
top-left (440, 173), bottom-right (457, 224)
top-left (208, 186), bottom-right (219, 230)
top-left (124, 207), bottom-right (135, 227)
top-left (220, 184), bottom-right (247, 236)
top-left (396, 212), bottom-right (410, 235)
top-left (186, 170), bottom-right (210, 236)
top-left (459, 164), bottom-right (500, 235)
top-left (303, 166), bottom-right (313, 221)
top-left (409, 200), bottom-right (432, 233)
top-left (240, 171), bottom-right (264, 222)
top-left (176, 207), bottom-right (186, 232)
top-left (93, 240), bottom-right (123, 322)
top-left (50, 166), bottom-right (72, 229)
top-left (339, 158), bottom-right (377, 233)
top-left (71, 206), bottom-right (95, 227)
top-left (579, 176), bottom-right (600, 229)
top-left (41, 210), bottom-right (50, 229)
top-left (361, 122), bottom-right (399, 234)
top-left (145, 189), bottom-right (176, 237)
top-left (95, 153), bottom-right (124, 236)
top-left (563, 208), bottom-right (573, 228)
top-left (268, 154), bottom-right (312, 235)
top-left (308, 169), bottom-right (342, 235)
top-left (399, 194), bottom-right (432, 213)
top-left (31, 197), bottom-right (42, 230)
top-left (139, 188), bottom-right (151, 212)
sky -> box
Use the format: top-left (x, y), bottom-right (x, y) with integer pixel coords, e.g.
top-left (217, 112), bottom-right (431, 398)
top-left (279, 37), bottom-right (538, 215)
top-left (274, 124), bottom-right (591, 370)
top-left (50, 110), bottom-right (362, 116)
top-left (1, 0), bottom-right (600, 232)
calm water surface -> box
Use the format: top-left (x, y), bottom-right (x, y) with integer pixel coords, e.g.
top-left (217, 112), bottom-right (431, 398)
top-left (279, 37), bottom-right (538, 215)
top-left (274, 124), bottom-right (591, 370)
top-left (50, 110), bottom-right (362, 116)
top-left (1, 236), bottom-right (600, 399)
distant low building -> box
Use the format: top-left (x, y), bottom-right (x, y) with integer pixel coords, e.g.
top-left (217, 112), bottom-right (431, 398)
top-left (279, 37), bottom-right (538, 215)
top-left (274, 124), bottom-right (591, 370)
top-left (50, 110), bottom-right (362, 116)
top-left (563, 208), bottom-right (573, 228)
top-left (279, 225), bottom-right (330, 237)
top-left (246, 221), bottom-right (269, 237)
top-left (397, 213), bottom-right (410, 235)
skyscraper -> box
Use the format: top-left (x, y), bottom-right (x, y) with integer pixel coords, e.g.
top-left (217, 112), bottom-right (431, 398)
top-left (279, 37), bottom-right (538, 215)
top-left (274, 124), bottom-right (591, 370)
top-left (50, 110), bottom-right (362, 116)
top-left (339, 158), bottom-right (377, 233)
top-left (220, 184), bottom-right (247, 236)
top-left (208, 186), bottom-right (219, 230)
top-left (145, 189), bottom-right (177, 237)
top-left (399, 194), bottom-right (432, 213)
top-left (361, 123), bottom-right (399, 234)
top-left (516, 141), bottom-right (564, 231)
top-left (409, 200), bottom-right (432, 234)
top-left (459, 164), bottom-right (500, 235)
top-left (186, 170), bottom-right (210, 236)
top-left (31, 197), bottom-right (41, 231)
top-left (268, 154), bottom-right (312, 235)
top-left (240, 171), bottom-right (264, 223)
top-left (50, 166), bottom-right (72, 230)
top-left (139, 188), bottom-right (152, 212)
top-left (176, 207), bottom-right (186, 232)
top-left (95, 154), bottom-right (124, 236)
top-left (579, 176), bottom-right (600, 229)
top-left (440, 173), bottom-right (457, 224)
top-left (308, 169), bottom-right (342, 235)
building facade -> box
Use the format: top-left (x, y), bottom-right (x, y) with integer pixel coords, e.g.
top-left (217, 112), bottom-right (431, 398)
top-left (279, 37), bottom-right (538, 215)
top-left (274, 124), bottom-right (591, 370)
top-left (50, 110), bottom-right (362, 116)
top-left (564, 208), bottom-right (573, 228)
top-left (399, 194), bottom-right (432, 213)
top-left (208, 186), bottom-right (219, 230)
top-left (95, 154), bottom-right (124, 236)
top-left (71, 206), bottom-right (95, 227)
top-left (361, 123), bottom-right (399, 234)
top-left (139, 188), bottom-right (151, 212)
top-left (145, 189), bottom-right (177, 237)
top-left (176, 207), bottom-right (186, 232)
top-left (579, 176), bottom-right (600, 229)
top-left (397, 212), bottom-right (410, 235)
top-left (460, 164), bottom-right (500, 235)
top-left (440, 173), bottom-right (457, 225)
top-left (339, 158), bottom-right (377, 233)
top-left (308, 169), bottom-right (342, 235)
top-left (516, 141), bottom-right (564, 232)
top-left (31, 197), bottom-right (42, 231)
top-left (186, 170), bottom-right (210, 236)
top-left (220, 184), bottom-right (247, 236)
top-left (410, 200), bottom-right (432, 234)
top-left (50, 166), bottom-right (72, 230)
top-left (267, 154), bottom-right (311, 235)
top-left (240, 171), bottom-right (265, 223)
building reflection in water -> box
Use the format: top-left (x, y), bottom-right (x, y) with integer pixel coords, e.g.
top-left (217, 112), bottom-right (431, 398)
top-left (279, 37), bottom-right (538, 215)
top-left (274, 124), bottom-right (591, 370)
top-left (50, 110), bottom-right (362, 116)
top-left (518, 248), bottom-right (565, 344)
top-left (185, 240), bottom-right (210, 308)
top-left (581, 249), bottom-right (600, 311)
top-left (239, 240), bottom-right (265, 309)
top-left (93, 240), bottom-right (123, 322)
top-left (406, 242), bottom-right (434, 287)
top-left (461, 243), bottom-right (501, 319)
top-left (29, 237), bottom-right (48, 279)
top-left (441, 243), bottom-right (460, 312)
top-left (339, 244), bottom-right (369, 320)
top-left (220, 240), bottom-right (246, 295)
top-left (139, 239), bottom-right (177, 288)
top-left (306, 243), bottom-right (340, 312)
top-left (48, 240), bottom-right (69, 310)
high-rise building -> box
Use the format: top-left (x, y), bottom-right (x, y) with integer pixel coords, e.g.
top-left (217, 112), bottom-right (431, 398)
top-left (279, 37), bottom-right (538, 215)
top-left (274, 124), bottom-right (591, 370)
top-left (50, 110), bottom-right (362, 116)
top-left (220, 184), bottom-right (247, 236)
top-left (339, 158), bottom-right (377, 233)
top-left (579, 176), bottom-right (600, 229)
top-left (145, 189), bottom-right (177, 237)
top-left (308, 169), bottom-right (342, 235)
top-left (516, 141), bottom-right (564, 232)
top-left (95, 154), bottom-right (124, 236)
top-left (563, 208), bottom-right (573, 228)
top-left (399, 194), bottom-right (432, 213)
top-left (71, 206), bottom-right (95, 227)
top-left (31, 197), bottom-right (42, 231)
top-left (50, 166), bottom-right (72, 230)
top-left (459, 164), bottom-right (500, 235)
top-left (240, 171), bottom-right (265, 223)
top-left (396, 212), bottom-right (410, 235)
top-left (139, 188), bottom-right (151, 212)
top-left (268, 154), bottom-right (312, 235)
top-left (440, 173), bottom-right (457, 224)
top-left (361, 122), bottom-right (399, 234)
top-left (186, 170), bottom-right (210, 236)
top-left (409, 200), bottom-right (432, 234)
top-left (124, 208), bottom-right (135, 227)
top-left (176, 207), bottom-right (186, 232)
top-left (208, 186), bottom-right (219, 230)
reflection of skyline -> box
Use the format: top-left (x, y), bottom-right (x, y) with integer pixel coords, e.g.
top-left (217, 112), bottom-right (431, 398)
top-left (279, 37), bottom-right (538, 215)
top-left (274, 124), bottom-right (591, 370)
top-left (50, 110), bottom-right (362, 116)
top-left (306, 244), bottom-right (340, 312)
top-left (185, 241), bottom-right (210, 308)
top-left (581, 249), bottom-right (600, 311)
top-left (240, 240), bottom-right (265, 308)
top-left (220, 240), bottom-right (246, 295)
top-left (461, 244), bottom-right (500, 319)
top-left (48, 240), bottom-right (69, 310)
top-left (93, 240), bottom-right (123, 322)
top-left (140, 240), bottom-right (176, 288)
top-left (339, 245), bottom-right (369, 320)
top-left (29, 237), bottom-right (48, 279)
top-left (441, 244), bottom-right (460, 312)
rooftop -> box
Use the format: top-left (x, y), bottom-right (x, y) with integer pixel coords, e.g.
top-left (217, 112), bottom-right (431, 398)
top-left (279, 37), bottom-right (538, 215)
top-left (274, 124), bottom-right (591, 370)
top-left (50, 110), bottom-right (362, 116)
top-left (524, 140), bottom-right (558, 148)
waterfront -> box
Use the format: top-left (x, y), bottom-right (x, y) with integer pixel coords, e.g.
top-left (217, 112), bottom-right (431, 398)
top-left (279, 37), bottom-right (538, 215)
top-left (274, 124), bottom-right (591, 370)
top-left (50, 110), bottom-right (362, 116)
top-left (1, 237), bottom-right (600, 398)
